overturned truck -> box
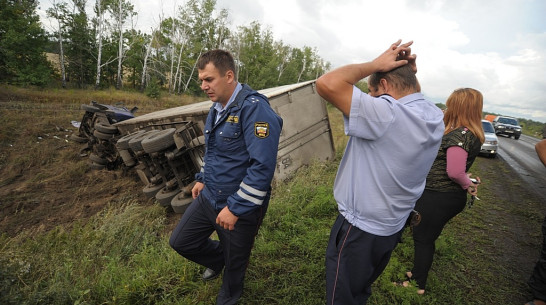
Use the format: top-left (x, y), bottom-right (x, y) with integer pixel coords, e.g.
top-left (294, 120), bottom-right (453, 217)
top-left (83, 80), bottom-right (335, 213)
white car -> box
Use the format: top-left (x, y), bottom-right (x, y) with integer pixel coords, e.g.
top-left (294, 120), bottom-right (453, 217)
top-left (480, 120), bottom-right (499, 158)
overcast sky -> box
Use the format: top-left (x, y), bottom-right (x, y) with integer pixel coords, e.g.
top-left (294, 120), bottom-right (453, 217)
top-left (38, 0), bottom-right (546, 123)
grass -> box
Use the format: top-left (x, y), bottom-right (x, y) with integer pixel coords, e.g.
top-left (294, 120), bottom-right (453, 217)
top-left (0, 87), bottom-right (544, 304)
top-left (2, 157), bottom-right (523, 305)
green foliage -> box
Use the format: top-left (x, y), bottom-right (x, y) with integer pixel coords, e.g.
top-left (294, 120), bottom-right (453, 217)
top-left (355, 80), bottom-right (369, 93)
top-left (145, 77), bottom-right (161, 99)
top-left (124, 29), bottom-right (150, 88)
top-left (0, 0), bottom-right (53, 86)
top-left (57, 0), bottom-right (95, 88)
top-left (519, 117), bottom-right (545, 138)
top-left (228, 22), bottom-right (329, 90)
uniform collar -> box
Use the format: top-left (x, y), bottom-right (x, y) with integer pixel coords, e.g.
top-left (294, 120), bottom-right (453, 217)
top-left (214, 82), bottom-right (242, 113)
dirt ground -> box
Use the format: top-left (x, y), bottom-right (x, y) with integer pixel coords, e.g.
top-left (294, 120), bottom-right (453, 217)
top-left (0, 142), bottom-right (181, 237)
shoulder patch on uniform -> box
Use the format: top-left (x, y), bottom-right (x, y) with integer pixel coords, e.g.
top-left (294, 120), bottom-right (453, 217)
top-left (254, 122), bottom-right (269, 138)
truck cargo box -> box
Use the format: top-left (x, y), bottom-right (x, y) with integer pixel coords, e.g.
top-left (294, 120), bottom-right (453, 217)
top-left (115, 80), bottom-right (335, 181)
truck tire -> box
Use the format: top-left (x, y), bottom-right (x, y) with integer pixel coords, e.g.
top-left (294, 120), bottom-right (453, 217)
top-left (89, 153), bottom-right (107, 165)
top-left (155, 186), bottom-right (180, 207)
top-left (69, 134), bottom-right (88, 143)
top-left (142, 182), bottom-right (165, 198)
top-left (116, 130), bottom-right (145, 150)
top-left (93, 129), bottom-right (116, 140)
top-left (515, 135), bottom-right (520, 140)
top-left (95, 123), bottom-right (118, 134)
top-left (141, 128), bottom-right (176, 153)
top-left (88, 160), bottom-right (106, 170)
top-left (171, 192), bottom-right (193, 214)
top-left (129, 130), bottom-right (160, 152)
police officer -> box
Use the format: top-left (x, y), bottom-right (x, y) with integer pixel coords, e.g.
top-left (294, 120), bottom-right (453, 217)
top-left (169, 49), bottom-right (283, 305)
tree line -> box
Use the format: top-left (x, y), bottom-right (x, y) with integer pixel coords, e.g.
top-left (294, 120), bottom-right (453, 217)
top-left (0, 0), bottom-right (330, 96)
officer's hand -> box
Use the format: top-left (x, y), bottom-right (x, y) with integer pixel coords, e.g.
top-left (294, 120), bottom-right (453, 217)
top-left (192, 182), bottom-right (205, 199)
top-left (399, 46), bottom-right (418, 73)
top-left (216, 206), bottom-right (239, 231)
top-left (372, 39), bottom-right (414, 72)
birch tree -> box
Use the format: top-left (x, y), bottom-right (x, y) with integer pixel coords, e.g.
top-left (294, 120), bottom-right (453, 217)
top-left (46, 0), bottom-right (68, 88)
top-left (93, 0), bottom-right (106, 88)
top-left (109, 0), bottom-right (135, 89)
top-left (140, 28), bottom-right (156, 90)
top-left (161, 0), bottom-right (229, 94)
top-left (275, 42), bottom-right (291, 83)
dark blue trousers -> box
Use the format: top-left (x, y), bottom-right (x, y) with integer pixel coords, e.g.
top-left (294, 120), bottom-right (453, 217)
top-left (169, 194), bottom-right (267, 305)
top-left (528, 216), bottom-right (546, 302)
top-left (325, 213), bottom-right (403, 305)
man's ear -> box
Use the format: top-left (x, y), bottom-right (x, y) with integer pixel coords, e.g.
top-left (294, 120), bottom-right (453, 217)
top-left (225, 70), bottom-right (235, 83)
top-left (379, 78), bottom-right (389, 93)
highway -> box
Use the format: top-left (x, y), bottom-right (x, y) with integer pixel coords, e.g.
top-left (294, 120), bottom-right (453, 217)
top-left (497, 134), bottom-right (546, 201)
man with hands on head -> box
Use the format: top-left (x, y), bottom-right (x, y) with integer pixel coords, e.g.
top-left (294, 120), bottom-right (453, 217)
top-left (316, 40), bottom-right (444, 304)
top-left (169, 49), bottom-right (282, 305)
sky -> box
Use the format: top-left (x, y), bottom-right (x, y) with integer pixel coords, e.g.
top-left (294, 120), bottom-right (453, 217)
top-left (37, 0), bottom-right (546, 123)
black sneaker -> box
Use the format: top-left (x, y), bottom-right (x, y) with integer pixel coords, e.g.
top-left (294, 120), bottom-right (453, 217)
top-left (202, 268), bottom-right (221, 281)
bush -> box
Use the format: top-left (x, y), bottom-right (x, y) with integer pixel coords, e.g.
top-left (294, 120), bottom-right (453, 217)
top-left (145, 78), bottom-right (161, 99)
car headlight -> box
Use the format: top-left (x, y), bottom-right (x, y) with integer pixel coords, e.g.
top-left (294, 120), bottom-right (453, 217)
top-left (515, 128), bottom-right (521, 131)
top-left (497, 125), bottom-right (505, 129)
top-left (485, 140), bottom-right (497, 145)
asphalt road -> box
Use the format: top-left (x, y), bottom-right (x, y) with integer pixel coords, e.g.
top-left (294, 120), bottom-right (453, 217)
top-left (496, 133), bottom-right (546, 202)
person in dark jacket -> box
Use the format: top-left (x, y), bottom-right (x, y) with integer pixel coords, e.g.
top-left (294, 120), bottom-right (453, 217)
top-left (526, 139), bottom-right (546, 305)
top-left (401, 88), bottom-right (484, 294)
top-left (169, 49), bottom-right (283, 305)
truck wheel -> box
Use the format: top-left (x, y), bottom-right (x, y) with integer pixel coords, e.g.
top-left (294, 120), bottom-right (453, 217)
top-left (129, 130), bottom-right (160, 152)
top-left (95, 123), bottom-right (118, 134)
top-left (69, 134), bottom-right (88, 143)
top-left (89, 153), bottom-right (108, 165)
top-left (155, 187), bottom-right (180, 207)
top-left (142, 182), bottom-right (165, 198)
top-left (142, 128), bottom-right (176, 153)
top-left (93, 129), bottom-right (116, 140)
top-left (171, 192), bottom-right (194, 214)
top-left (116, 130), bottom-right (145, 150)
top-left (88, 160), bottom-right (106, 170)
top-left (514, 135), bottom-right (520, 140)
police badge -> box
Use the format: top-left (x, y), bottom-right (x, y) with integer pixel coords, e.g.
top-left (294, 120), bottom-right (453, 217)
top-left (254, 122), bottom-right (269, 138)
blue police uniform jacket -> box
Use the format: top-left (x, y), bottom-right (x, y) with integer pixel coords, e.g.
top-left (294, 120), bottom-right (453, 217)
top-left (195, 84), bottom-right (283, 216)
